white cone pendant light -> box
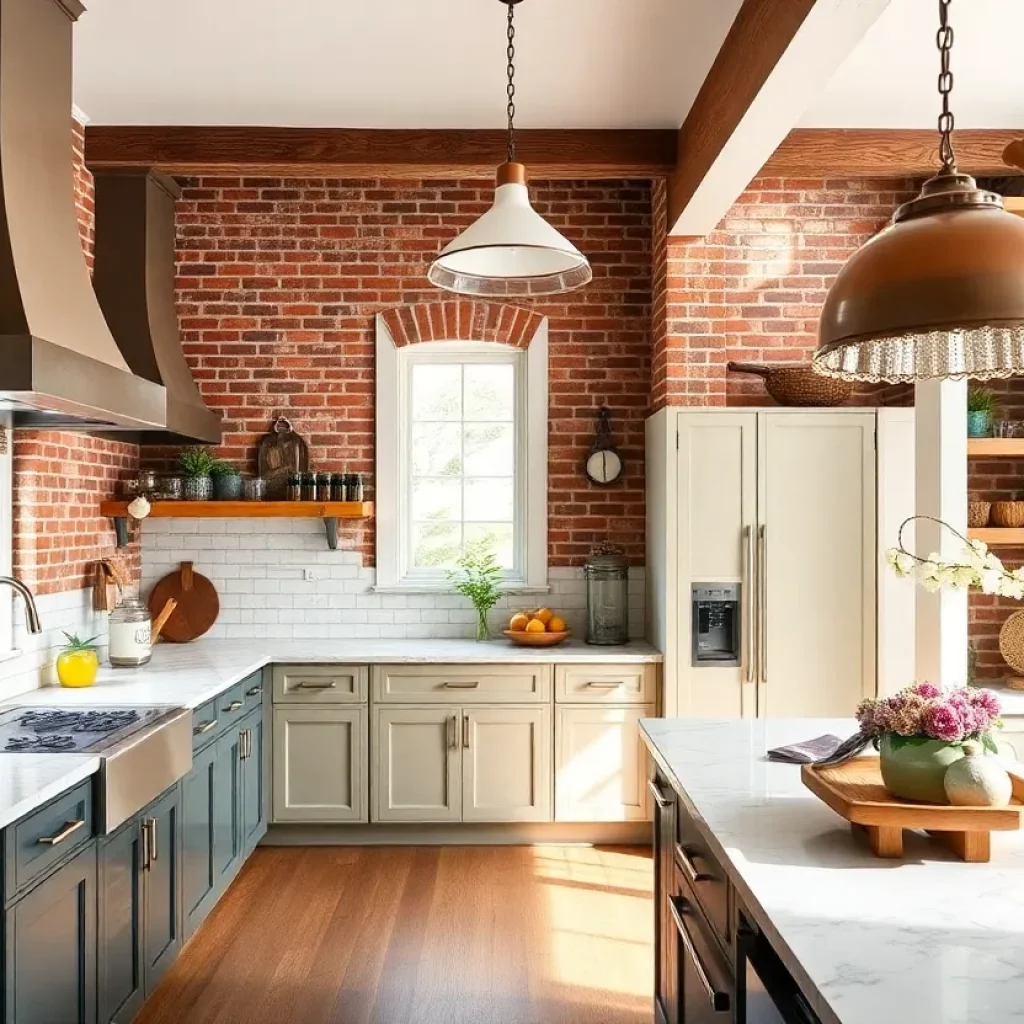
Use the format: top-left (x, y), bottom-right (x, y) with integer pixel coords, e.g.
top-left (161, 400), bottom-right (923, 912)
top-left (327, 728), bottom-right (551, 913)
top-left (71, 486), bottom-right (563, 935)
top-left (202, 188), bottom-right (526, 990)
top-left (428, 0), bottom-right (592, 297)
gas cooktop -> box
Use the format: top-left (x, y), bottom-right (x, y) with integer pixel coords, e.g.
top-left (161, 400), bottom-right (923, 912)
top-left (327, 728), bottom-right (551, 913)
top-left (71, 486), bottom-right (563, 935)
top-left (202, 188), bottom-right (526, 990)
top-left (0, 705), bottom-right (167, 754)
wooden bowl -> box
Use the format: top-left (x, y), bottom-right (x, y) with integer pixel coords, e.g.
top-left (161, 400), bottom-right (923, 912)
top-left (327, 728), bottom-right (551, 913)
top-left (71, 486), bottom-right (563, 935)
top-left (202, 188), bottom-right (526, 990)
top-left (503, 629), bottom-right (571, 647)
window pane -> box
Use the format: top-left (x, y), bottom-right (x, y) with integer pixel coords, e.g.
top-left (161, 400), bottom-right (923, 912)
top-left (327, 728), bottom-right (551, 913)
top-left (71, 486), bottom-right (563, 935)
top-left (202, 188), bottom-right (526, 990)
top-left (412, 522), bottom-right (462, 569)
top-left (464, 424), bottom-right (514, 476)
top-left (412, 478), bottom-right (462, 522)
top-left (412, 364), bottom-right (461, 421)
top-left (411, 423), bottom-right (461, 476)
top-left (465, 478), bottom-right (513, 522)
top-left (465, 364), bottom-right (514, 421)
top-left (465, 523), bottom-right (514, 569)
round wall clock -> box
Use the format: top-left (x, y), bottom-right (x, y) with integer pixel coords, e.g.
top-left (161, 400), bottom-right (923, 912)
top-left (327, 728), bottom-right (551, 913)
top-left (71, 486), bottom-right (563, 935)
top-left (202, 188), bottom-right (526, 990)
top-left (584, 407), bottom-right (623, 485)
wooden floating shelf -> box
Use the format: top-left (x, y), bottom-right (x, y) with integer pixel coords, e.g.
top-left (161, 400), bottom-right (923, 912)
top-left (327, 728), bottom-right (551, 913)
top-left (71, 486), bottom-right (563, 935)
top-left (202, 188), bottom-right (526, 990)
top-left (968, 528), bottom-right (1024, 546)
top-left (100, 500), bottom-right (373, 551)
top-left (967, 438), bottom-right (1024, 457)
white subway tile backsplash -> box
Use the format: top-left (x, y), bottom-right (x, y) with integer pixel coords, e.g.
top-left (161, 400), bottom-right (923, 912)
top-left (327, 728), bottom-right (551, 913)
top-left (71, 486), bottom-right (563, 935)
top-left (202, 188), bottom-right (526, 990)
top-left (140, 522), bottom-right (646, 642)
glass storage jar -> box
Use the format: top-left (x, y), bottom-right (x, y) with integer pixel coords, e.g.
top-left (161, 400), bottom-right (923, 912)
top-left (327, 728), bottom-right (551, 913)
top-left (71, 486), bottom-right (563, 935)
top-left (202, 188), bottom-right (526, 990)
top-left (584, 544), bottom-right (630, 646)
top-left (108, 598), bottom-right (152, 667)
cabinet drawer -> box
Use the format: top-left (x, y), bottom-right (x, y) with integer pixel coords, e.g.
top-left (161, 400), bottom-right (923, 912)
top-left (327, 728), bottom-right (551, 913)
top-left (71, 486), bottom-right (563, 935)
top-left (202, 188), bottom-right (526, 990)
top-left (5, 779), bottom-right (94, 899)
top-left (675, 795), bottom-right (731, 956)
top-left (372, 664), bottom-right (552, 704)
top-left (192, 682), bottom-right (248, 752)
top-left (239, 670), bottom-right (265, 704)
top-left (555, 663), bottom-right (657, 704)
top-left (273, 664), bottom-right (368, 704)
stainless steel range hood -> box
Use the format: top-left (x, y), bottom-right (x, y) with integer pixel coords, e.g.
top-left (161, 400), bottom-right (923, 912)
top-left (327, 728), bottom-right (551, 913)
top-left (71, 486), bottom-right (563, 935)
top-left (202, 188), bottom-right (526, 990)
top-left (0, 0), bottom-right (167, 430)
top-left (93, 169), bottom-right (223, 444)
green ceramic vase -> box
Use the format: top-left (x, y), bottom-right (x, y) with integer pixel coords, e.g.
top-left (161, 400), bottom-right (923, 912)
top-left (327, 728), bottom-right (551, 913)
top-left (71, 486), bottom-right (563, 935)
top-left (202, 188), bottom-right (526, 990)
top-left (878, 734), bottom-right (964, 804)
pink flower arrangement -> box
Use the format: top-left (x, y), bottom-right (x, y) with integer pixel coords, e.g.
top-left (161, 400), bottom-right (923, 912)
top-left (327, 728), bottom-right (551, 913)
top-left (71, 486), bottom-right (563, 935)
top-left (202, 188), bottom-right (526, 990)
top-left (856, 683), bottom-right (1002, 745)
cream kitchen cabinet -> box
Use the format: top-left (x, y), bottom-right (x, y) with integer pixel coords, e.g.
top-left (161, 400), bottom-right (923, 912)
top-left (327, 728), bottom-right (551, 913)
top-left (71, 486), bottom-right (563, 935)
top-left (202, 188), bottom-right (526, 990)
top-left (372, 705), bottom-right (552, 823)
top-left (272, 707), bottom-right (367, 822)
top-left (372, 663), bottom-right (552, 704)
top-left (555, 705), bottom-right (653, 822)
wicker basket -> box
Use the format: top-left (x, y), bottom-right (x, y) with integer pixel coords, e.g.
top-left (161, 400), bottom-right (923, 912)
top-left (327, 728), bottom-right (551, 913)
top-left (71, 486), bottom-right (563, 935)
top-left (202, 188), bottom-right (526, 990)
top-left (726, 362), bottom-right (852, 407)
top-left (968, 500), bottom-right (991, 528)
top-left (1000, 611), bottom-right (1024, 674)
top-left (991, 501), bottom-right (1024, 528)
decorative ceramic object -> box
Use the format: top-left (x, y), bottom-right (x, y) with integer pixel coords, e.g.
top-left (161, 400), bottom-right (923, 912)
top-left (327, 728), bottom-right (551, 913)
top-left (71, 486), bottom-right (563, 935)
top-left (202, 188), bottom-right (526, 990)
top-left (967, 410), bottom-right (991, 437)
top-left (879, 734), bottom-right (964, 804)
top-left (183, 476), bottom-right (212, 501)
top-left (56, 633), bottom-right (99, 688)
top-left (944, 742), bottom-right (1013, 807)
top-left (212, 469), bottom-right (242, 501)
top-left (127, 495), bottom-right (151, 520)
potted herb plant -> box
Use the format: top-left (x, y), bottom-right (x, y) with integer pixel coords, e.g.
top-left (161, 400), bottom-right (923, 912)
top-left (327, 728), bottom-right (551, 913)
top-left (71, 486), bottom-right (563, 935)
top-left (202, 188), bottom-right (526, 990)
top-left (448, 551), bottom-right (503, 641)
top-left (56, 632), bottom-right (100, 688)
top-left (177, 446), bottom-right (219, 501)
top-left (211, 460), bottom-right (242, 501)
top-left (967, 384), bottom-right (997, 437)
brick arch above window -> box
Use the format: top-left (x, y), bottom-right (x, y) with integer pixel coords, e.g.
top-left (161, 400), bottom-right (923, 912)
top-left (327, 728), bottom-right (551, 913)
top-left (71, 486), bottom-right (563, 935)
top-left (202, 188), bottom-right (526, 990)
top-left (378, 300), bottom-right (545, 351)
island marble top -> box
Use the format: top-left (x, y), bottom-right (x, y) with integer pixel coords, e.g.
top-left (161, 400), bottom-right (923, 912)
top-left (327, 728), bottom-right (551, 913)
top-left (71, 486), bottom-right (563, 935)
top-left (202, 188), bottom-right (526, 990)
top-left (641, 717), bottom-right (1024, 1024)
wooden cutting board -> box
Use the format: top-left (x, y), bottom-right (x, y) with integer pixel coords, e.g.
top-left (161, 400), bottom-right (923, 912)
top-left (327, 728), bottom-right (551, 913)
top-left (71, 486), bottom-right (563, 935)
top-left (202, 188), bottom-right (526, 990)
top-left (147, 561), bottom-right (219, 643)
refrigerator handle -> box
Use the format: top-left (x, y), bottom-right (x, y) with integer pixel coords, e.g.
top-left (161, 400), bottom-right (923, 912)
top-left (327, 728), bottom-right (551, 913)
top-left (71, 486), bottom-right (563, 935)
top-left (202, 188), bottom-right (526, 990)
top-left (758, 524), bottom-right (768, 685)
top-left (743, 526), bottom-right (755, 684)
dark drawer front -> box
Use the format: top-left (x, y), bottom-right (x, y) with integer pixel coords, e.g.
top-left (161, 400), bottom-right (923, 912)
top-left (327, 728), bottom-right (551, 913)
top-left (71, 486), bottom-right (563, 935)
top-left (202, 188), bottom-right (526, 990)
top-left (6, 779), bottom-right (94, 899)
top-left (675, 796), bottom-right (731, 956)
top-left (670, 867), bottom-right (733, 1020)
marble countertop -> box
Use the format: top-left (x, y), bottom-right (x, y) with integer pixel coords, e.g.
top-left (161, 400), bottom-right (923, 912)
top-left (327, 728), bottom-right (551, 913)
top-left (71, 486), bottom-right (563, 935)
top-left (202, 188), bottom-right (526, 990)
top-left (0, 753), bottom-right (100, 831)
top-left (641, 717), bottom-right (1024, 1024)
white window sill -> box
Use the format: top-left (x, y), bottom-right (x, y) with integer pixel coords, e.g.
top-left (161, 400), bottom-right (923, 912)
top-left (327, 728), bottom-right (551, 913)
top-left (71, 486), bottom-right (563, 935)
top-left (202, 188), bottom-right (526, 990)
top-left (0, 646), bottom-right (24, 666)
top-left (371, 583), bottom-right (551, 596)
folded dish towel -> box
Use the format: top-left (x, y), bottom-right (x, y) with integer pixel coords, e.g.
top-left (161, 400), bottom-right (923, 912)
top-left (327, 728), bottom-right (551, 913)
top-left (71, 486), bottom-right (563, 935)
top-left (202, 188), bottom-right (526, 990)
top-left (768, 732), bottom-right (872, 766)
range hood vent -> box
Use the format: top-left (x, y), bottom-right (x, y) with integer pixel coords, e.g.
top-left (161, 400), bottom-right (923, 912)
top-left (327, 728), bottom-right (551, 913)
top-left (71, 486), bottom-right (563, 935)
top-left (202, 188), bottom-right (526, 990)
top-left (93, 169), bottom-right (222, 444)
top-left (0, 0), bottom-right (167, 430)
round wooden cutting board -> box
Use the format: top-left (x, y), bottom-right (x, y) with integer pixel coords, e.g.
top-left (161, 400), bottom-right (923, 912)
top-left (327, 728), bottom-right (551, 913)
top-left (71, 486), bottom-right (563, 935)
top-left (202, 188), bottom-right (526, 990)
top-left (147, 561), bottom-right (220, 643)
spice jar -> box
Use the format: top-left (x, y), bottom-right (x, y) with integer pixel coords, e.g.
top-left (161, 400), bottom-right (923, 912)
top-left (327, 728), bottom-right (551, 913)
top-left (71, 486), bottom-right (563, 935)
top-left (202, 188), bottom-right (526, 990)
top-left (348, 473), bottom-right (364, 502)
top-left (300, 472), bottom-right (316, 501)
top-left (242, 476), bottom-right (267, 501)
top-left (584, 544), bottom-right (630, 646)
top-left (331, 472), bottom-right (346, 502)
top-left (286, 474), bottom-right (301, 501)
top-left (315, 471), bottom-right (332, 502)
top-left (108, 597), bottom-right (152, 667)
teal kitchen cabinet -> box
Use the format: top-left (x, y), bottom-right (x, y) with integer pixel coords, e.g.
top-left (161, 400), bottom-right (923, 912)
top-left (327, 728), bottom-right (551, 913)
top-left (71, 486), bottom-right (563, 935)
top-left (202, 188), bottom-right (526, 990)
top-left (142, 786), bottom-right (182, 993)
top-left (5, 843), bottom-right (98, 1024)
top-left (181, 740), bottom-right (218, 940)
top-left (213, 725), bottom-right (243, 892)
top-left (240, 706), bottom-right (267, 856)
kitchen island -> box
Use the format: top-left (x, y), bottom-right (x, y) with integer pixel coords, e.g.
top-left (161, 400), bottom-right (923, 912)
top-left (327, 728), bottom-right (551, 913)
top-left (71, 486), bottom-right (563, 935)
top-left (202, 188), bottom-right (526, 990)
top-left (641, 717), bottom-right (1024, 1024)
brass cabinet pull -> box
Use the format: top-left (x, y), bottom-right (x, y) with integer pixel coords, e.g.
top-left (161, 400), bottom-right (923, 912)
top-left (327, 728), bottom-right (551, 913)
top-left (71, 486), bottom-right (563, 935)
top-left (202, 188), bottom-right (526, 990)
top-left (296, 681), bottom-right (338, 690)
top-left (224, 700), bottom-right (244, 712)
top-left (758, 524), bottom-right (768, 685)
top-left (150, 818), bottom-right (158, 864)
top-left (442, 681), bottom-right (480, 689)
top-left (193, 720), bottom-right (218, 735)
top-left (675, 842), bottom-right (712, 884)
top-left (447, 715), bottom-right (457, 749)
top-left (669, 896), bottom-right (729, 1012)
top-left (585, 681), bottom-right (625, 689)
top-left (462, 715), bottom-right (470, 749)
top-left (646, 779), bottom-right (672, 810)
top-left (141, 820), bottom-right (150, 869)
top-left (744, 525), bottom-right (755, 685)
top-left (246, 686), bottom-right (262, 696)
top-left (245, 729), bottom-right (252, 759)
top-left (37, 819), bottom-right (86, 846)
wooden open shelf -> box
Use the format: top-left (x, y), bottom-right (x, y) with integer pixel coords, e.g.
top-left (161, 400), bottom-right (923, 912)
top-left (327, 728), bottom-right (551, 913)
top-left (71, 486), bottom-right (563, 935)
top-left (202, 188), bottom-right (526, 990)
top-left (967, 438), bottom-right (1024, 457)
top-left (968, 528), bottom-right (1024, 546)
top-left (100, 500), bottom-right (373, 550)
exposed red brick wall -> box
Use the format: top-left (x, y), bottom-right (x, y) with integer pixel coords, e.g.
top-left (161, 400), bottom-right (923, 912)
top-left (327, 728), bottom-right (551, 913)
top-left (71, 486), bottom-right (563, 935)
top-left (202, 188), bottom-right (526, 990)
top-left (379, 300), bottom-right (544, 350)
top-left (653, 175), bottom-right (918, 407)
top-left (9, 119), bottom-right (141, 596)
top-left (159, 177), bottom-right (653, 566)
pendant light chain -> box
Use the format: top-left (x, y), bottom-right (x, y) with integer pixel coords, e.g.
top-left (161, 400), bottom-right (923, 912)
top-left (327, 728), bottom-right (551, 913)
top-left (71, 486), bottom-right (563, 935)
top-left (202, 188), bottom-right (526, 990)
top-left (937, 0), bottom-right (956, 172)
top-left (505, 1), bottom-right (517, 163)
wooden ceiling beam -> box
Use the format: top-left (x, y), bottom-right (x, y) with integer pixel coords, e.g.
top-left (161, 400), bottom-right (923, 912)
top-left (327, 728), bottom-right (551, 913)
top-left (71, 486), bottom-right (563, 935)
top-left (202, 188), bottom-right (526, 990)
top-left (667, 0), bottom-right (893, 237)
top-left (762, 129), bottom-right (1024, 177)
top-left (84, 126), bottom-right (677, 179)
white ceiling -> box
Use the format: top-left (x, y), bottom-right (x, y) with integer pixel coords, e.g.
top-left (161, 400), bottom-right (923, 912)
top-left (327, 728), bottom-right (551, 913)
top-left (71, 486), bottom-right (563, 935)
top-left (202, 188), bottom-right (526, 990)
top-left (802, 0), bottom-right (1024, 128)
top-left (72, 0), bottom-right (743, 129)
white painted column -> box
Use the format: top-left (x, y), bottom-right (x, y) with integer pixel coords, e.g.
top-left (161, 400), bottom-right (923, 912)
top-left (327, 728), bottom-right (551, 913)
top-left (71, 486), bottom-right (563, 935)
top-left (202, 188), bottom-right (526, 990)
top-left (914, 379), bottom-right (968, 686)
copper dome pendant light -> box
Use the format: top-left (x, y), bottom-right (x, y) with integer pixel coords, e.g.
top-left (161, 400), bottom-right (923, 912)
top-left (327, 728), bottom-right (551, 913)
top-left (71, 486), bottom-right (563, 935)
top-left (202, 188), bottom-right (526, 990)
top-left (427, 0), bottom-right (592, 297)
top-left (814, 0), bottom-right (1024, 383)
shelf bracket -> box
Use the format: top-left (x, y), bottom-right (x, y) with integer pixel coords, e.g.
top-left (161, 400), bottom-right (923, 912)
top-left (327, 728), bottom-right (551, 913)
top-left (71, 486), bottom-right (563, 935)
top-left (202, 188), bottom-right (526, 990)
top-left (323, 517), bottom-right (339, 550)
top-left (111, 517), bottom-right (129, 549)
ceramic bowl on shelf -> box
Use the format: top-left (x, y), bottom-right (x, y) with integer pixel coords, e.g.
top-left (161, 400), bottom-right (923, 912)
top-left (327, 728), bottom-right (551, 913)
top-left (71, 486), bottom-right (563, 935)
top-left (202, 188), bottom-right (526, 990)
top-left (503, 629), bottom-right (571, 648)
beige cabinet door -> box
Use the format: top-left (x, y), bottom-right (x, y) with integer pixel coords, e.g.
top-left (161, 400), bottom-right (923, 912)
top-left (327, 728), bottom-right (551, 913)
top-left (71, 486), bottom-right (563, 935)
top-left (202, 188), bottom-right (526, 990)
top-left (759, 412), bottom-right (876, 717)
top-left (461, 707), bottom-right (552, 822)
top-left (373, 707), bottom-right (460, 823)
top-left (676, 412), bottom-right (758, 718)
top-left (272, 707), bottom-right (367, 823)
top-left (554, 705), bottom-right (653, 822)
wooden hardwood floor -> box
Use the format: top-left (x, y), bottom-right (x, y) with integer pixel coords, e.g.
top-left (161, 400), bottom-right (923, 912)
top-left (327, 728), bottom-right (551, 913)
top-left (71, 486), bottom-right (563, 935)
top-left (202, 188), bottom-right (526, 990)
top-left (137, 845), bottom-right (653, 1024)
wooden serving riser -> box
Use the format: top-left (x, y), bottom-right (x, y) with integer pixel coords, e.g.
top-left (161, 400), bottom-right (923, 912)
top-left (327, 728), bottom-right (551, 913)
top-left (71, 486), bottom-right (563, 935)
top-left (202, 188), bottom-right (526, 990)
top-left (801, 757), bottom-right (1024, 863)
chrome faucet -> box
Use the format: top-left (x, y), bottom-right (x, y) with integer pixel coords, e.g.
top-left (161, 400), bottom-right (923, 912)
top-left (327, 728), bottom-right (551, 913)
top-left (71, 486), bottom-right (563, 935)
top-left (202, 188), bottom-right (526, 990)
top-left (0, 577), bottom-right (41, 634)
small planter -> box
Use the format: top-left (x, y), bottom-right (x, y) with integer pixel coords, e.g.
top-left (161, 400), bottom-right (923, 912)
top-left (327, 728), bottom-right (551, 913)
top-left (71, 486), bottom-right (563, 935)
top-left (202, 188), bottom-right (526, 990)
top-left (968, 500), bottom-right (991, 528)
top-left (878, 734), bottom-right (964, 804)
top-left (967, 410), bottom-right (991, 438)
top-left (183, 476), bottom-right (213, 501)
top-left (991, 501), bottom-right (1024, 528)
top-left (56, 649), bottom-right (99, 688)
top-left (213, 472), bottom-right (242, 501)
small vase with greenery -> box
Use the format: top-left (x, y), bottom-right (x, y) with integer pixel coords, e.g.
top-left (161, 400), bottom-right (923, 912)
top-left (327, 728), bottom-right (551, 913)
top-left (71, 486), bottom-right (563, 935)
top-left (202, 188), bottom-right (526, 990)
top-left (448, 551), bottom-right (503, 641)
top-left (56, 633), bottom-right (100, 689)
top-left (211, 460), bottom-right (242, 501)
top-left (177, 447), bottom-right (220, 501)
top-left (967, 384), bottom-right (997, 438)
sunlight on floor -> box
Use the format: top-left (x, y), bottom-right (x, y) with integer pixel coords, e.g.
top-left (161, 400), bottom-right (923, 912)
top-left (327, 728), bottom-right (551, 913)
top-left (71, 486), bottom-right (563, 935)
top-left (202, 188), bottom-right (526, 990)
top-left (532, 847), bottom-right (654, 1003)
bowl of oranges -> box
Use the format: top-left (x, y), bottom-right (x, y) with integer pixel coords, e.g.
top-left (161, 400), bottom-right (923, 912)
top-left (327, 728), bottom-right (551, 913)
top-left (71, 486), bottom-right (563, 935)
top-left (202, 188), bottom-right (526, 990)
top-left (503, 608), bottom-right (570, 647)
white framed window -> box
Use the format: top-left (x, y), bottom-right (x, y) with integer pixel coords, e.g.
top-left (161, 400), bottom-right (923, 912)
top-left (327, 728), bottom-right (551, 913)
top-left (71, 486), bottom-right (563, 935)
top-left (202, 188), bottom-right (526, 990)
top-left (376, 319), bottom-right (548, 591)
